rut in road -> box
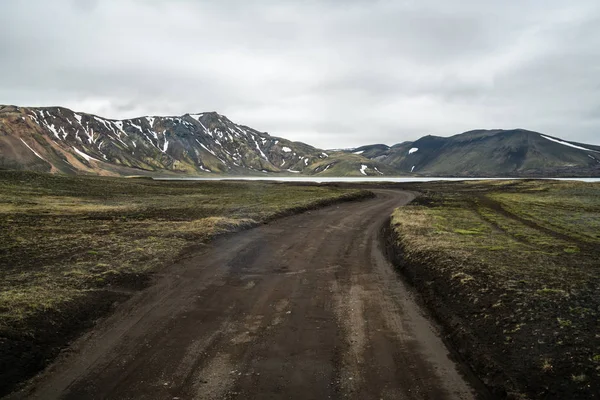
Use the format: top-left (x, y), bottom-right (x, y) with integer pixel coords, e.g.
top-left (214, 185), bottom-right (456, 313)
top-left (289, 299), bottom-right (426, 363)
top-left (16, 190), bottom-right (480, 400)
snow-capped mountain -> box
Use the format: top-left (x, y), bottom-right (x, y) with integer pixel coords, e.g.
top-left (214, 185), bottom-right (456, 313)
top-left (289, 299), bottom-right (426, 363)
top-left (344, 129), bottom-right (600, 177)
top-left (0, 105), bottom-right (356, 176)
top-left (2, 104), bottom-right (599, 177)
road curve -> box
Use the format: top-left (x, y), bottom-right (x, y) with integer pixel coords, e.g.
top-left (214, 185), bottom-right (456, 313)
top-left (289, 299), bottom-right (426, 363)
top-left (16, 189), bottom-right (479, 400)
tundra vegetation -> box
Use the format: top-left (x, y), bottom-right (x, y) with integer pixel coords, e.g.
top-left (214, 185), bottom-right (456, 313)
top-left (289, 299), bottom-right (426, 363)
top-left (0, 170), bottom-right (369, 395)
top-left (391, 179), bottom-right (600, 399)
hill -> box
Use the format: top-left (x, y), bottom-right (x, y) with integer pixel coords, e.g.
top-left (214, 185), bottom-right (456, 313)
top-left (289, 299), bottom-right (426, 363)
top-left (347, 129), bottom-right (600, 177)
top-left (0, 105), bottom-right (386, 177)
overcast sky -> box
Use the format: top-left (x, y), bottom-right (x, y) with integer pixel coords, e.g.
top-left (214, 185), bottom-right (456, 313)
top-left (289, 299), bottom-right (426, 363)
top-left (1, 0), bottom-right (599, 148)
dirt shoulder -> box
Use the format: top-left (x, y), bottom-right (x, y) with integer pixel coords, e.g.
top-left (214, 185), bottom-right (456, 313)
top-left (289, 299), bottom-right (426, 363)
top-left (386, 180), bottom-right (600, 400)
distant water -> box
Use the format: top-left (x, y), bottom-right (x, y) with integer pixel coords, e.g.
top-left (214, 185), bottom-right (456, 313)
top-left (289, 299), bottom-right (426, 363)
top-left (155, 176), bottom-right (600, 183)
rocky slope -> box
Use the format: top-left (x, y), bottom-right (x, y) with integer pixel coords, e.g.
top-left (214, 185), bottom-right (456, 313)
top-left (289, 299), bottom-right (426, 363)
top-left (347, 129), bottom-right (600, 177)
top-left (0, 105), bottom-right (387, 177)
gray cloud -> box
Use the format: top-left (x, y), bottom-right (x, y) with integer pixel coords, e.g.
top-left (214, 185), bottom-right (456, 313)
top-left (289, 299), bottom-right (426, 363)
top-left (1, 0), bottom-right (599, 148)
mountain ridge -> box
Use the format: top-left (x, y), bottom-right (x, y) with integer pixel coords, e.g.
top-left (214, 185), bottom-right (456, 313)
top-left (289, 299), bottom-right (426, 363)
top-left (1, 105), bottom-right (383, 177)
top-left (1, 104), bottom-right (599, 177)
top-left (344, 129), bottom-right (600, 177)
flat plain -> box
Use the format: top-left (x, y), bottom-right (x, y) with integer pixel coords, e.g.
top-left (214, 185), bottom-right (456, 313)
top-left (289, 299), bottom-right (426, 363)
top-left (3, 173), bottom-right (599, 400)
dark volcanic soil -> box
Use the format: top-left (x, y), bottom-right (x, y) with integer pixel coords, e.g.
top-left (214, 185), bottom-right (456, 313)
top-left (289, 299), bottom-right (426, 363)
top-left (9, 190), bottom-right (485, 400)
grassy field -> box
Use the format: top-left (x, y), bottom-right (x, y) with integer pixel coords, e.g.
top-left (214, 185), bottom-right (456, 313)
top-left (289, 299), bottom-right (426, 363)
top-left (390, 180), bottom-right (600, 399)
top-left (0, 170), bottom-right (370, 395)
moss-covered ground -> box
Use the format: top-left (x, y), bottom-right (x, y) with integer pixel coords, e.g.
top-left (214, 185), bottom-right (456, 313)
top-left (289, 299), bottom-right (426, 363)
top-left (390, 180), bottom-right (600, 399)
top-left (0, 170), bottom-right (370, 395)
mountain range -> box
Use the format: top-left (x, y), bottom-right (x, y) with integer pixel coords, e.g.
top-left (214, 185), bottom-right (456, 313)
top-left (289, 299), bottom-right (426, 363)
top-left (1, 105), bottom-right (599, 177)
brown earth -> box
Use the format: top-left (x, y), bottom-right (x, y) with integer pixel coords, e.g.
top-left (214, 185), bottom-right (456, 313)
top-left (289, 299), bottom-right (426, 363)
top-left (7, 190), bottom-right (488, 400)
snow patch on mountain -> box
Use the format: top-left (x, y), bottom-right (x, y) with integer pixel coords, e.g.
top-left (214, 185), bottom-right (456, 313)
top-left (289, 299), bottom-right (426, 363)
top-left (47, 124), bottom-right (61, 140)
top-left (130, 122), bottom-right (143, 133)
top-left (199, 143), bottom-right (217, 157)
top-left (73, 147), bottom-right (99, 162)
top-left (540, 135), bottom-right (600, 153)
top-left (254, 138), bottom-right (269, 161)
top-left (114, 121), bottom-right (124, 132)
top-left (20, 139), bottom-right (45, 161)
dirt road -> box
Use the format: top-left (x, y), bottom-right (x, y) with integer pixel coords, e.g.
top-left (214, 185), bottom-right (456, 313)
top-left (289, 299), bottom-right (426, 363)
top-left (16, 190), bottom-right (481, 400)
